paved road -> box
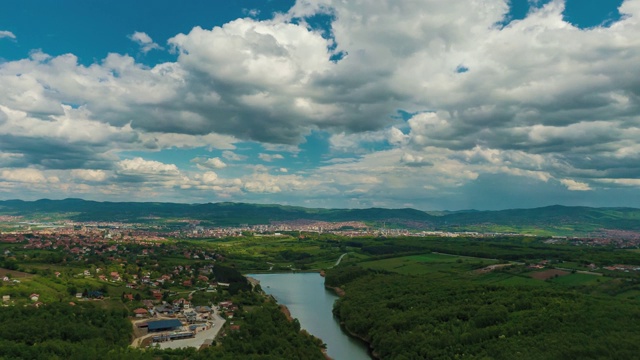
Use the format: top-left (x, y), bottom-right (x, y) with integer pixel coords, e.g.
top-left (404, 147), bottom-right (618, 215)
top-left (332, 253), bottom-right (348, 268)
top-left (157, 308), bottom-right (227, 350)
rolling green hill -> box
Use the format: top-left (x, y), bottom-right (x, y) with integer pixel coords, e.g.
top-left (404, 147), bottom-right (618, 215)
top-left (0, 199), bottom-right (639, 235)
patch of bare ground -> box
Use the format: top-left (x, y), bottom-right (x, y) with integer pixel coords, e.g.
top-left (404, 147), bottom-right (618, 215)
top-left (140, 336), bottom-right (153, 348)
top-left (530, 269), bottom-right (569, 280)
top-left (322, 349), bottom-right (332, 360)
top-left (0, 268), bottom-right (33, 278)
top-left (325, 286), bottom-right (345, 297)
top-left (131, 320), bottom-right (148, 339)
top-left (280, 304), bottom-right (293, 321)
top-left (474, 264), bottom-right (513, 274)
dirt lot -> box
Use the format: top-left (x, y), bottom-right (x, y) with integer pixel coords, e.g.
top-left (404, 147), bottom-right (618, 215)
top-left (132, 321), bottom-right (149, 339)
top-left (0, 268), bottom-right (34, 278)
top-left (529, 269), bottom-right (569, 280)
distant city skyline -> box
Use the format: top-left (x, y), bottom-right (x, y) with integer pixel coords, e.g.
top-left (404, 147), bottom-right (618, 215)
top-left (1, 0), bottom-right (639, 210)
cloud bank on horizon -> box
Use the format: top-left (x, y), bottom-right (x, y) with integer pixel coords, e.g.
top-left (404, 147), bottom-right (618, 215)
top-left (0, 0), bottom-right (639, 210)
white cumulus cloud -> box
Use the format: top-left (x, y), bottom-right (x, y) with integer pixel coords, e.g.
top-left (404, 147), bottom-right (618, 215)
top-left (128, 31), bottom-right (162, 53)
top-left (2, 0), bottom-right (640, 207)
top-left (0, 30), bottom-right (16, 39)
top-left (70, 169), bottom-right (109, 182)
top-left (116, 158), bottom-right (180, 176)
top-left (258, 153), bottom-right (284, 162)
top-left (560, 179), bottom-right (592, 191)
top-left (191, 157), bottom-right (227, 169)
top-left (0, 168), bottom-right (48, 183)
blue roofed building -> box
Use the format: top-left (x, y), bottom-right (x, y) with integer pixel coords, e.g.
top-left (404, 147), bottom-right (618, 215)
top-left (147, 319), bottom-right (183, 332)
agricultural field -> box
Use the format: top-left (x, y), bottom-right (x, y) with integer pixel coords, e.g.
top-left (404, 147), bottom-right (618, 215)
top-left (550, 273), bottom-right (603, 286)
top-left (193, 235), bottom-right (346, 271)
top-left (0, 267), bottom-right (33, 279)
top-left (359, 252), bottom-right (500, 276)
top-left (354, 247), bottom-right (639, 297)
top-left (476, 272), bottom-right (547, 287)
top-left (528, 269), bottom-right (570, 280)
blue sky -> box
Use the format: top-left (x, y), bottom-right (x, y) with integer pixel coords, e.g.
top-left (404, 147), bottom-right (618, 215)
top-left (1, 0), bottom-right (639, 210)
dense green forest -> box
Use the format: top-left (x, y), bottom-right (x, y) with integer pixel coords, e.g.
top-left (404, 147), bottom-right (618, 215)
top-left (0, 303), bottom-right (132, 360)
top-left (338, 235), bottom-right (640, 266)
top-left (327, 266), bottom-right (640, 359)
top-left (137, 301), bottom-right (326, 360)
top-left (2, 220), bottom-right (640, 359)
top-left (202, 301), bottom-right (326, 360)
top-left (0, 300), bottom-right (325, 360)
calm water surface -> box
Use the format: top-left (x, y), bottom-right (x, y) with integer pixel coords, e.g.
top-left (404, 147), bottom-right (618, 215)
top-left (249, 272), bottom-right (371, 360)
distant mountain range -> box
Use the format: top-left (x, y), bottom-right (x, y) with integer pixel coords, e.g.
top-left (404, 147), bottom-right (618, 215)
top-left (1, 198), bottom-right (639, 236)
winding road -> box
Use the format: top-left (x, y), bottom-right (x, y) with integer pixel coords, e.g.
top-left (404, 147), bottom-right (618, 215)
top-left (332, 253), bottom-right (348, 268)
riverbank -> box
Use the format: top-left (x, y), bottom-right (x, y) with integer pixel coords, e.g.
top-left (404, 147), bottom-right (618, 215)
top-left (278, 303), bottom-right (332, 360)
top-left (244, 269), bottom-right (323, 274)
top-left (324, 284), bottom-right (381, 359)
top-left (323, 276), bottom-right (381, 359)
top-left (250, 272), bottom-right (371, 360)
top-left (324, 284), bottom-right (345, 297)
top-left (279, 304), bottom-right (293, 321)
top-left (336, 321), bottom-right (380, 360)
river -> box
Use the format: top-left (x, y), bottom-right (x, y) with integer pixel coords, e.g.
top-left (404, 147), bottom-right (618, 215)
top-left (249, 272), bottom-right (371, 360)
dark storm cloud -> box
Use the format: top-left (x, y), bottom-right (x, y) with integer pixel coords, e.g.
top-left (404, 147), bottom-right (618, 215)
top-left (0, 134), bottom-right (115, 170)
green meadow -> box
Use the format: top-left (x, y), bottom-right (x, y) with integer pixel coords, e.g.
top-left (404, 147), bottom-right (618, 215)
top-left (360, 252), bottom-right (500, 276)
top-left (551, 273), bottom-right (603, 286)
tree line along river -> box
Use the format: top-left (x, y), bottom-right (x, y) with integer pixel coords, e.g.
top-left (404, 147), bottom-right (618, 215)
top-left (248, 273), bottom-right (371, 360)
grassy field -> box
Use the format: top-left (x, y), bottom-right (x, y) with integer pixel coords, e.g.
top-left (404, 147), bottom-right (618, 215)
top-left (617, 289), bottom-right (640, 301)
top-left (0, 268), bottom-right (34, 279)
top-left (550, 273), bottom-right (602, 286)
top-left (359, 253), bottom-right (499, 276)
top-left (359, 253), bottom-right (616, 292)
top-left (193, 236), bottom-right (345, 271)
top-left (476, 272), bottom-right (547, 287)
top-left (0, 276), bottom-right (67, 303)
top-left (0, 271), bottom-right (139, 312)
